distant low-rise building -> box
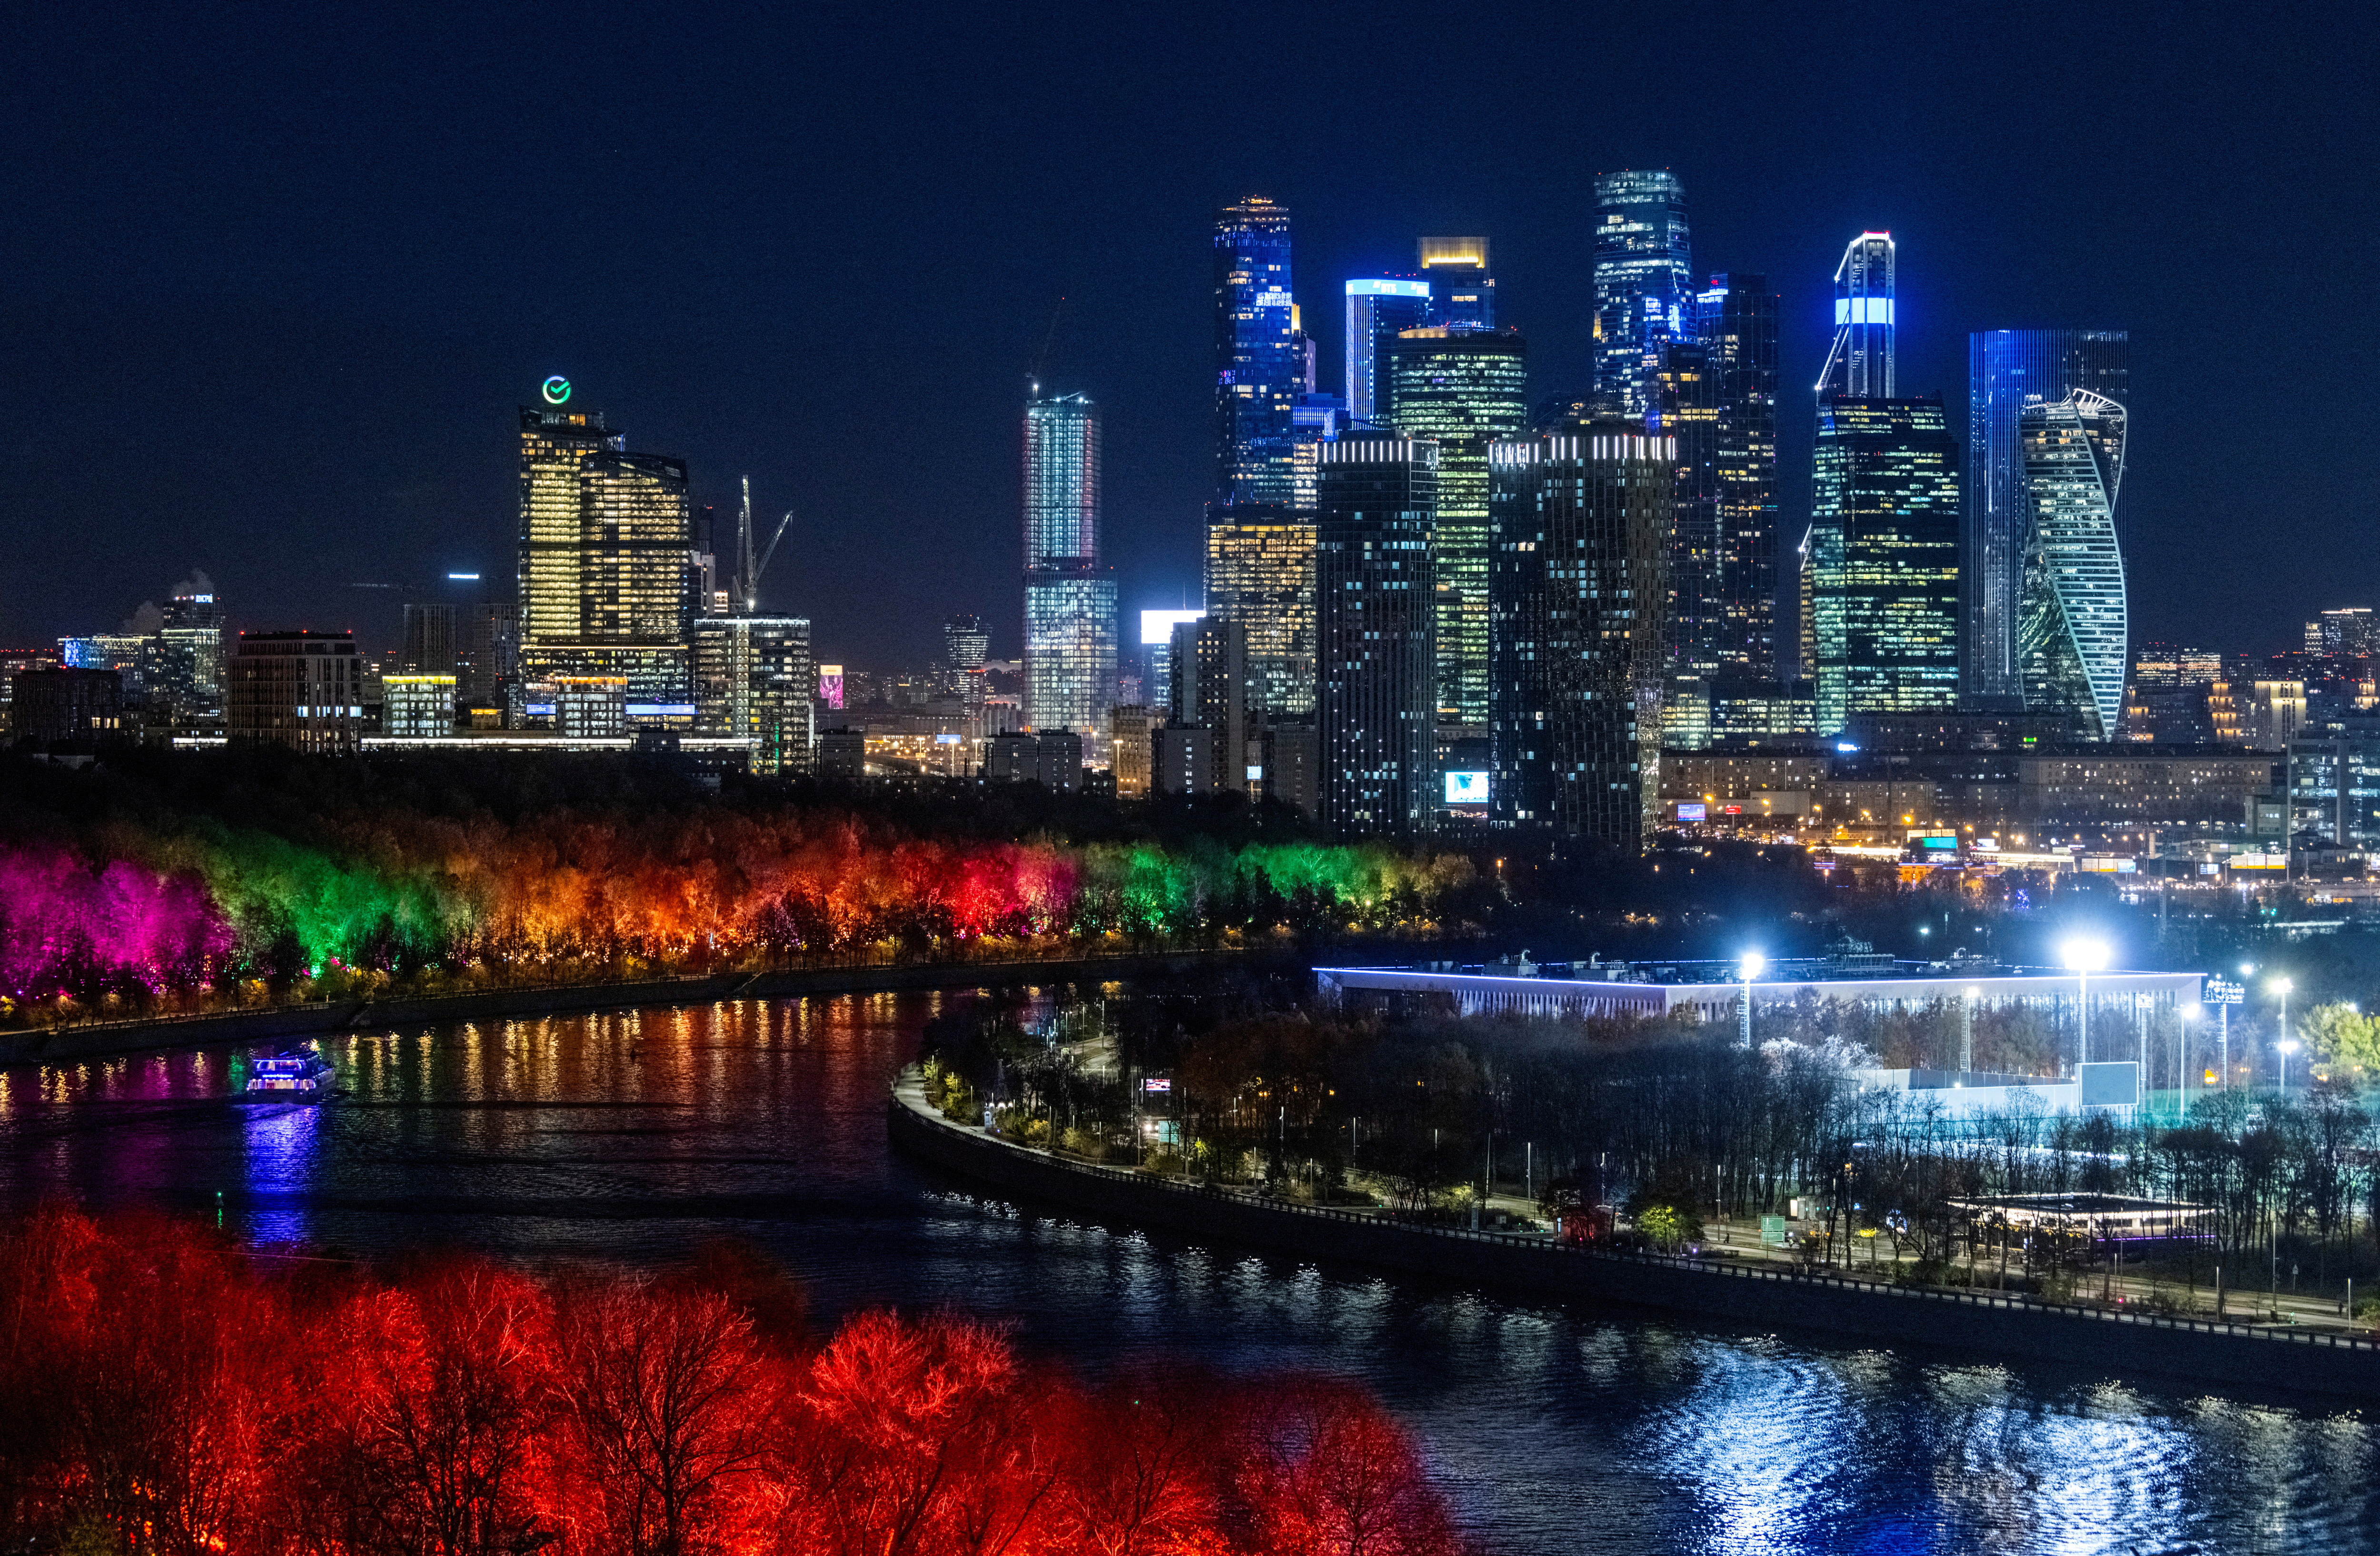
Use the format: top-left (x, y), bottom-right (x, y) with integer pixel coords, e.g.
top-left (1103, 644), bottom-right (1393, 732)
top-left (228, 631), bottom-right (364, 754)
top-left (1109, 705), bottom-right (1160, 797)
top-left (382, 674), bottom-right (457, 738)
top-left (9, 667), bottom-right (124, 746)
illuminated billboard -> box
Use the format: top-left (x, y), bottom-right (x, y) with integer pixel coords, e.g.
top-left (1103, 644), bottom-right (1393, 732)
top-left (1675, 801), bottom-right (1707, 821)
top-left (1443, 771), bottom-right (1489, 804)
top-left (818, 665), bottom-right (844, 710)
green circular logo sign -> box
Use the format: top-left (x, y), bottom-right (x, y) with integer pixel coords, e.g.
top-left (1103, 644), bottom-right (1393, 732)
top-left (542, 376), bottom-right (572, 405)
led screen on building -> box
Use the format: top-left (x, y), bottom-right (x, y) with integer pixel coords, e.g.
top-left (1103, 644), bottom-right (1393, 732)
top-left (1443, 771), bottom-right (1490, 804)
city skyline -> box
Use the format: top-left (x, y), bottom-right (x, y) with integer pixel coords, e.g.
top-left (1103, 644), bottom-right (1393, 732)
top-left (2, 10), bottom-right (2371, 677)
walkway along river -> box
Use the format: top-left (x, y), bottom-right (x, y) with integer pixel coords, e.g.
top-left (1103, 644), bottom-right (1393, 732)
top-left (888, 1067), bottom-right (2380, 1402)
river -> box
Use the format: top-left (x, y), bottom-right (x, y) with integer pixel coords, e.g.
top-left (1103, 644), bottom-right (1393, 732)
top-left (0, 992), bottom-right (2372, 1554)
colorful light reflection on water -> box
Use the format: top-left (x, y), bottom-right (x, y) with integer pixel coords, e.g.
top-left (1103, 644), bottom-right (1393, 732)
top-left (0, 994), bottom-right (2373, 1554)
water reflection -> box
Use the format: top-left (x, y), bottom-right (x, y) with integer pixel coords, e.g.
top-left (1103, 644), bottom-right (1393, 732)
top-left (0, 994), bottom-right (2371, 1554)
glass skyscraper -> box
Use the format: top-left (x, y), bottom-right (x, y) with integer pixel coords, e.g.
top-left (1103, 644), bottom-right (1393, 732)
top-left (1317, 435), bottom-right (1439, 839)
top-left (693, 614), bottom-right (814, 774)
top-left (1213, 197), bottom-right (1299, 507)
top-left (1342, 279), bottom-right (1431, 424)
top-left (1817, 233), bottom-right (1895, 399)
top-left (1809, 396), bottom-right (1961, 734)
top-left (1022, 392), bottom-right (1116, 745)
top-left (515, 404), bottom-right (693, 709)
top-left (1382, 327), bottom-right (1528, 731)
top-left (1964, 329), bottom-right (2129, 711)
top-left (2018, 390), bottom-right (2128, 741)
top-left (1204, 504), bottom-right (1316, 716)
top-left (1696, 274), bottom-right (1781, 678)
top-left (1591, 171), bottom-right (1693, 419)
top-left (1488, 424), bottom-right (1673, 848)
top-left (1654, 341), bottom-right (1719, 679)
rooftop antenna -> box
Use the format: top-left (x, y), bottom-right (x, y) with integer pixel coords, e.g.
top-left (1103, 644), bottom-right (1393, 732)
top-left (1029, 294), bottom-right (1067, 394)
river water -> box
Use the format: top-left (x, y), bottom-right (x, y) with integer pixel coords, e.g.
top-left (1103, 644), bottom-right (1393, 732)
top-left (0, 992), bottom-right (2372, 1554)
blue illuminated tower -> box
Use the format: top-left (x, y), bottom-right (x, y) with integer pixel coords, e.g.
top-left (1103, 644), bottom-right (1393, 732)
top-left (1343, 278), bottom-right (1431, 424)
top-left (1591, 171), bottom-right (1693, 419)
top-left (1213, 197), bottom-right (1299, 507)
top-left (1022, 391), bottom-right (1116, 744)
top-left (1817, 233), bottom-right (1895, 399)
top-left (1964, 329), bottom-right (2129, 711)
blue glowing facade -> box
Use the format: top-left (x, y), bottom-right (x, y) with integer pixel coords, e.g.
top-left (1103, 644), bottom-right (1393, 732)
top-left (1022, 392), bottom-right (1116, 743)
top-left (1343, 278), bottom-right (1431, 424)
top-left (1817, 233), bottom-right (1895, 399)
top-left (1592, 171), bottom-right (1693, 419)
top-left (1964, 329), bottom-right (2129, 713)
top-left (1213, 197), bottom-right (1299, 507)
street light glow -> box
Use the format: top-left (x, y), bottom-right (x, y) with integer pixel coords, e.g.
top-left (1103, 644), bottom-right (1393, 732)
top-left (2269, 976), bottom-right (2293, 996)
top-left (1739, 950), bottom-right (1765, 981)
top-left (2061, 937), bottom-right (2111, 973)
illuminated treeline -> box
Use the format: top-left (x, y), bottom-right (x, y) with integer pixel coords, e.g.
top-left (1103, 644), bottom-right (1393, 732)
top-left (0, 798), bottom-right (1473, 1008)
top-left (0, 1210), bottom-right (1463, 1556)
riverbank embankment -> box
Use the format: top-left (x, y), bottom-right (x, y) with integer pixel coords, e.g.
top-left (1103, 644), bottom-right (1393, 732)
top-left (0, 948), bottom-right (1313, 1069)
top-left (886, 1069), bottom-right (2380, 1402)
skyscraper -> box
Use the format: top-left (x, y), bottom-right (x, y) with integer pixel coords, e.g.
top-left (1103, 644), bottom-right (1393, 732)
top-left (1213, 197), bottom-right (1299, 508)
top-left (1808, 396), bottom-right (1961, 733)
top-left (943, 612), bottom-right (990, 715)
top-left (1654, 341), bottom-right (1719, 678)
top-left (1203, 505), bottom-right (1316, 716)
top-left (1343, 279), bottom-right (1431, 423)
top-left (1488, 424), bottom-right (1672, 848)
top-left (1964, 329), bottom-right (2128, 709)
top-left (1022, 391), bottom-right (1117, 744)
top-left (1696, 274), bottom-right (1781, 678)
top-left (1317, 434), bottom-right (1439, 839)
top-left (1382, 328), bottom-right (1528, 731)
top-left (515, 403), bottom-right (694, 709)
top-left (1591, 171), bottom-right (1693, 419)
top-left (2018, 391), bottom-right (2128, 741)
top-left (1419, 237), bottom-right (1494, 330)
top-left (694, 615), bottom-right (814, 774)
top-left (1817, 233), bottom-right (1895, 399)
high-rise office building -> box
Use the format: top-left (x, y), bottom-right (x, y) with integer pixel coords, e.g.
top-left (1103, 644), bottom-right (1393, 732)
top-left (1817, 233), bottom-right (1895, 399)
top-left (1488, 425), bottom-right (1672, 848)
top-left (1382, 329), bottom-right (1528, 731)
top-left (1419, 238), bottom-right (1494, 330)
top-left (154, 588), bottom-right (226, 728)
top-left (1654, 341), bottom-right (1719, 679)
top-left (1213, 197), bottom-right (1299, 508)
top-left (515, 404), bottom-right (692, 709)
top-left (1964, 329), bottom-right (2128, 709)
top-left (1343, 279), bottom-right (1431, 423)
top-left (1808, 396), bottom-right (1961, 734)
top-left (1696, 274), bottom-right (1781, 678)
top-left (2308, 608), bottom-right (2380, 658)
top-left (1591, 171), bottom-right (1693, 419)
top-left (943, 612), bottom-right (990, 714)
top-left (694, 615), bottom-right (814, 773)
top-left (1168, 616), bottom-right (1250, 796)
top-left (1316, 434), bottom-right (1440, 839)
top-left (1139, 608), bottom-right (1204, 716)
top-left (1021, 392), bottom-right (1117, 744)
top-left (1203, 505), bottom-right (1316, 716)
top-left (2017, 391), bottom-right (2128, 741)
top-left (1289, 391), bottom-right (1348, 510)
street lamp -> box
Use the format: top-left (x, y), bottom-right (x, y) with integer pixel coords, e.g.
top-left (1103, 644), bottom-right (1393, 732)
top-left (2279, 1037), bottom-right (2301, 1097)
top-left (2063, 937), bottom-right (2111, 1067)
top-left (1738, 951), bottom-right (1765, 1049)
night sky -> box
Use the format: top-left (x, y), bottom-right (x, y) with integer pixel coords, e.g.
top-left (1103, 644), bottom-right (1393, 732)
top-left (3, 5), bottom-right (2372, 670)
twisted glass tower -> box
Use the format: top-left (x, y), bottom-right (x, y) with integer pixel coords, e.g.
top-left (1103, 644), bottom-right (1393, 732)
top-left (2017, 390), bottom-right (2128, 741)
top-left (1964, 329), bottom-right (2128, 711)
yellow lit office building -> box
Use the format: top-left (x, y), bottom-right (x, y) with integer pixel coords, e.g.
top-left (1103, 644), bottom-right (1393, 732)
top-left (1203, 505), bottom-right (1316, 716)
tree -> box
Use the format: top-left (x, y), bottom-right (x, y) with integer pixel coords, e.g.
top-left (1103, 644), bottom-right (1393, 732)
top-left (2304, 1003), bottom-right (2380, 1074)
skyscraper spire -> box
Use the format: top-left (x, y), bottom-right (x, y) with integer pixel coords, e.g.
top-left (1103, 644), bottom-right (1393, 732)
top-left (1817, 232), bottom-right (1895, 399)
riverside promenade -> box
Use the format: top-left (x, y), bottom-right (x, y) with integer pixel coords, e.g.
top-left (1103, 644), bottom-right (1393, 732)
top-left (887, 1069), bottom-right (2380, 1403)
top-left (0, 948), bottom-right (1310, 1068)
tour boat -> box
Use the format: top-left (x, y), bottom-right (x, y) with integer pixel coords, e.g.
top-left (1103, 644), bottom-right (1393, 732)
top-left (240, 1046), bottom-right (337, 1103)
